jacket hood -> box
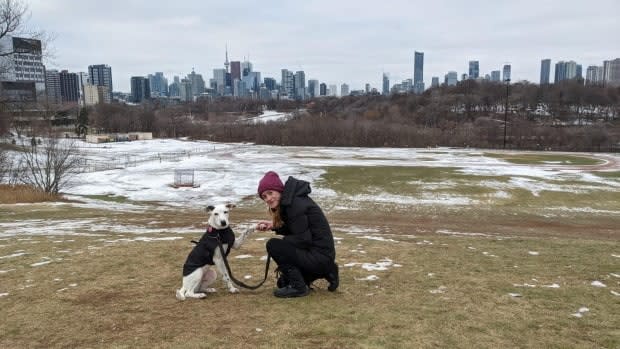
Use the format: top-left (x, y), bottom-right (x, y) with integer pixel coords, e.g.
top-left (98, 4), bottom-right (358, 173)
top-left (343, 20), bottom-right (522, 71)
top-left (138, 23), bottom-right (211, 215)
top-left (280, 176), bottom-right (311, 207)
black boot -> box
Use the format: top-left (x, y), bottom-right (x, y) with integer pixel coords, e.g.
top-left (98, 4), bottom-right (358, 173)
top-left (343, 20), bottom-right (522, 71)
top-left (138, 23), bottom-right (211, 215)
top-left (275, 267), bottom-right (288, 288)
top-left (274, 265), bottom-right (309, 298)
top-left (326, 262), bottom-right (339, 292)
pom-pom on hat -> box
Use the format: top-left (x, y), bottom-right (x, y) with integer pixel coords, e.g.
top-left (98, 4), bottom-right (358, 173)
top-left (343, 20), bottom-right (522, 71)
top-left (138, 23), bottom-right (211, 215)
top-left (257, 171), bottom-right (284, 197)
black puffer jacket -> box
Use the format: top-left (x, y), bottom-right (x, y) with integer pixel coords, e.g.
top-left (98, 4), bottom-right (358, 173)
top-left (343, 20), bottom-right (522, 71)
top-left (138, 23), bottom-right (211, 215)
top-left (273, 176), bottom-right (335, 260)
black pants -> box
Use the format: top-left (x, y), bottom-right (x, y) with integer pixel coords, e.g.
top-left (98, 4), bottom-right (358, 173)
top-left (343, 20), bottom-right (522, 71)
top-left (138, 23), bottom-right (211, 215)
top-left (266, 238), bottom-right (332, 282)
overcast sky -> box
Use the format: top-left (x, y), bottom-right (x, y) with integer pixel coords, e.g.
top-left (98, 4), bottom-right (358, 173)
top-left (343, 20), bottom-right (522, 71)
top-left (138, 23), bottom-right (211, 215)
top-left (28, 0), bottom-right (620, 92)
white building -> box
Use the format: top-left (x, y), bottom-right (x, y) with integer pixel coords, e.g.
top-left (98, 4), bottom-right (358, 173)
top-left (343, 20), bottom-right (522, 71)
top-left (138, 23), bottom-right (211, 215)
top-left (0, 35), bottom-right (46, 100)
top-left (340, 83), bottom-right (349, 97)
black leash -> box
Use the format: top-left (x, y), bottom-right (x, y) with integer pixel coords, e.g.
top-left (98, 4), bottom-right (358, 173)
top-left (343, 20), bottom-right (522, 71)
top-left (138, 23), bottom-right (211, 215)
top-left (217, 240), bottom-right (271, 290)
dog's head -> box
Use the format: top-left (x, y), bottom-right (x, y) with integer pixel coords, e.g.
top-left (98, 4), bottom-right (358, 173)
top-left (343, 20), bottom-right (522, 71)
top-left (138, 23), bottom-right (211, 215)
top-left (206, 203), bottom-right (236, 230)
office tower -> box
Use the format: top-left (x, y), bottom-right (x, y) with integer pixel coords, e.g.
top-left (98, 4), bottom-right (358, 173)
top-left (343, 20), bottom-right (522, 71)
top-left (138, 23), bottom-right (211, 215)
top-left (468, 61), bottom-right (479, 79)
top-left (88, 64), bottom-right (113, 103)
top-left (280, 69), bottom-right (294, 97)
top-left (320, 83), bottom-right (327, 96)
top-left (264, 77), bottom-right (276, 91)
top-left (576, 64), bottom-right (583, 79)
top-left (540, 59), bottom-right (551, 84)
top-left (45, 69), bottom-right (61, 104)
top-left (233, 79), bottom-right (246, 98)
top-left (294, 71), bottom-right (306, 100)
top-left (241, 60), bottom-right (252, 76)
top-left (446, 71), bottom-right (458, 86)
top-left (243, 71), bottom-right (261, 93)
top-left (59, 70), bottom-right (80, 103)
top-left (605, 58), bottom-right (620, 87)
top-left (308, 79), bottom-right (319, 98)
top-left (502, 64), bottom-right (511, 82)
top-left (586, 66), bottom-right (604, 85)
top-left (414, 51), bottom-right (425, 93)
top-left (230, 61), bottom-right (241, 82)
top-left (213, 68), bottom-right (226, 94)
top-left (0, 36), bottom-right (46, 102)
top-left (340, 83), bottom-right (349, 97)
top-left (179, 79), bottom-right (192, 102)
top-left (382, 73), bottom-right (389, 95)
top-left (462, 73), bottom-right (468, 81)
top-left (130, 76), bottom-right (150, 103)
top-left (554, 61), bottom-right (578, 83)
top-left (431, 77), bottom-right (439, 88)
top-left (148, 72), bottom-right (168, 97)
top-left (168, 76), bottom-right (180, 97)
top-left (187, 70), bottom-right (205, 96)
top-left (490, 70), bottom-right (501, 82)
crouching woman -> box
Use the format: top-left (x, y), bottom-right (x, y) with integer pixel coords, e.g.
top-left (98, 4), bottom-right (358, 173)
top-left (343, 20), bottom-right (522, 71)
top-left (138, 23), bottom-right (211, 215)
top-left (256, 171), bottom-right (339, 298)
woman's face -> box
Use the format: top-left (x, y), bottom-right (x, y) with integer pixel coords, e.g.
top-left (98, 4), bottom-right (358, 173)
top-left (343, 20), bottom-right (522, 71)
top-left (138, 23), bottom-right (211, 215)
top-left (261, 190), bottom-right (281, 209)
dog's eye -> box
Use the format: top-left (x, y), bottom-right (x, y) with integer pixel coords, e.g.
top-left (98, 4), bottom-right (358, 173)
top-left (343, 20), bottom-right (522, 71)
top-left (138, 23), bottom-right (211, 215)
top-left (224, 211), bottom-right (228, 214)
top-left (214, 213), bottom-right (219, 216)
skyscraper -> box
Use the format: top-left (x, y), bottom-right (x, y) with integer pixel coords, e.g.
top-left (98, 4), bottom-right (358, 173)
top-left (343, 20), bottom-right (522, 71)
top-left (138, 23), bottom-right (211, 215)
top-left (468, 61), bottom-right (479, 79)
top-left (148, 72), bottom-right (168, 97)
top-left (431, 77), bottom-right (439, 88)
top-left (446, 71), bottom-right (458, 86)
top-left (340, 83), bottom-right (349, 97)
top-left (491, 70), bottom-right (501, 82)
top-left (281, 69), bottom-right (294, 97)
top-left (604, 58), bottom-right (620, 87)
top-left (540, 59), bottom-right (551, 85)
top-left (294, 71), bottom-right (306, 100)
top-left (586, 66), bottom-right (604, 85)
top-left (502, 64), bottom-right (511, 82)
top-left (45, 69), bottom-right (61, 104)
top-left (554, 61), bottom-right (578, 83)
top-left (414, 51), bottom-right (424, 94)
top-left (88, 64), bottom-right (113, 103)
top-left (230, 61), bottom-right (241, 81)
top-left (320, 83), bottom-right (327, 96)
top-left (130, 76), bottom-right (150, 103)
top-left (59, 70), bottom-right (80, 103)
top-left (308, 79), bottom-right (319, 98)
top-left (264, 77), bottom-right (276, 91)
top-left (382, 73), bottom-right (390, 95)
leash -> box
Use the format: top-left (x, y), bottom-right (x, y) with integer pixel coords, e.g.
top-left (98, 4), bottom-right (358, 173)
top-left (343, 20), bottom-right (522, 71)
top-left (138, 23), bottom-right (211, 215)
top-left (217, 240), bottom-right (271, 290)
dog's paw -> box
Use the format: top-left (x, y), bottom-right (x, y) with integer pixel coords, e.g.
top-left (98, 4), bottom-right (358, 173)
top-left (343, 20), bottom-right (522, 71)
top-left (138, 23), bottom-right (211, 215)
top-left (176, 289), bottom-right (186, 301)
top-left (228, 287), bottom-right (239, 293)
top-left (192, 292), bottom-right (207, 299)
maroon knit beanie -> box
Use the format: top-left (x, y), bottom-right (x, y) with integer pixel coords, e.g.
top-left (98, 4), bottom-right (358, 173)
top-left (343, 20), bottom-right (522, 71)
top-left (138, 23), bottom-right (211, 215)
top-left (257, 171), bottom-right (284, 197)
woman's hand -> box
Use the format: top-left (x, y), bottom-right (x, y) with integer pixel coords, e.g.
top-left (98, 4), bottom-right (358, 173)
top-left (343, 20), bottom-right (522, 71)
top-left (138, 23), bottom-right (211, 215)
top-left (256, 221), bottom-right (273, 231)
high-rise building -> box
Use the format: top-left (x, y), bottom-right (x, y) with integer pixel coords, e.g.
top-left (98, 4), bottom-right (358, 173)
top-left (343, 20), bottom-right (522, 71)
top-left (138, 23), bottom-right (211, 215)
top-left (179, 78), bottom-right (192, 102)
top-left (148, 72), bottom-right (168, 97)
top-left (281, 69), bottom-right (294, 97)
top-left (382, 73), bottom-right (390, 95)
top-left (319, 83), bottom-right (327, 96)
top-left (414, 51), bottom-right (425, 94)
top-left (294, 71), bottom-right (306, 100)
top-left (241, 61), bottom-right (253, 77)
top-left (88, 64), bottom-right (113, 103)
top-left (59, 70), bottom-right (80, 103)
top-left (45, 69), bottom-right (61, 104)
top-left (576, 64), bottom-right (583, 80)
top-left (586, 66), bottom-right (604, 85)
top-left (0, 36), bottom-right (46, 102)
top-left (264, 77), bottom-right (276, 91)
top-left (130, 76), bottom-right (150, 103)
top-left (491, 70), bottom-right (501, 82)
top-left (604, 58), bottom-right (620, 87)
top-left (340, 83), bottom-right (349, 97)
top-left (230, 61), bottom-right (241, 82)
top-left (502, 64), bottom-right (511, 82)
top-left (213, 68), bottom-right (226, 94)
top-left (468, 61), bottom-right (479, 79)
top-left (431, 77), bottom-right (439, 88)
top-left (83, 84), bottom-right (100, 105)
top-left (540, 59), bottom-right (551, 85)
top-left (554, 61), bottom-right (578, 83)
top-left (307, 79), bottom-right (319, 98)
top-left (187, 70), bottom-right (205, 97)
top-left (446, 71), bottom-right (458, 86)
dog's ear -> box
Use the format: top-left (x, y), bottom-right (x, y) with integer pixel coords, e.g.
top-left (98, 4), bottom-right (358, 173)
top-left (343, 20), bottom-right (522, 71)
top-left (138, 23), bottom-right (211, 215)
top-left (226, 203), bottom-right (236, 209)
top-left (206, 205), bottom-right (215, 213)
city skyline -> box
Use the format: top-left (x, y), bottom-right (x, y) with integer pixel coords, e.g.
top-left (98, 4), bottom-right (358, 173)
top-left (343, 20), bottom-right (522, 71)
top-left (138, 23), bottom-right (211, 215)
top-left (29, 0), bottom-right (620, 92)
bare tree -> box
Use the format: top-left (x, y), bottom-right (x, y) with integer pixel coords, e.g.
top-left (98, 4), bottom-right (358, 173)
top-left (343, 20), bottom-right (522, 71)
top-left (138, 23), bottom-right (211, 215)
top-left (17, 135), bottom-right (83, 194)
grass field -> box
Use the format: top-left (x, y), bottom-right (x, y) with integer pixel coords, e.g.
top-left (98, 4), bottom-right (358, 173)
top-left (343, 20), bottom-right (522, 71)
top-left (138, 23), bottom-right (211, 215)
top-left (1, 151), bottom-right (619, 348)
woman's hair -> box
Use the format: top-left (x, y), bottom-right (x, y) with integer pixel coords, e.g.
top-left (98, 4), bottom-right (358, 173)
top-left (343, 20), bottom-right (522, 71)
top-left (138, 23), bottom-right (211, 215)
top-left (268, 206), bottom-right (284, 229)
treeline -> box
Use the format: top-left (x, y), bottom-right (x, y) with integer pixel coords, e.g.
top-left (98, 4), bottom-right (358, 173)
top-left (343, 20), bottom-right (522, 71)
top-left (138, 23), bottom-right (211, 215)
top-left (202, 80), bottom-right (620, 152)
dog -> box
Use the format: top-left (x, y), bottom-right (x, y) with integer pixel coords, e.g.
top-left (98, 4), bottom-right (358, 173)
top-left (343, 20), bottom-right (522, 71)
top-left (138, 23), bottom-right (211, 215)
top-left (176, 203), bottom-right (252, 300)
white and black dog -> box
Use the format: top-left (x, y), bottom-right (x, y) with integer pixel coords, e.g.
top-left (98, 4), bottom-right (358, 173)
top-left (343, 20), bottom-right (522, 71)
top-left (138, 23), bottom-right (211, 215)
top-left (176, 204), bottom-right (252, 300)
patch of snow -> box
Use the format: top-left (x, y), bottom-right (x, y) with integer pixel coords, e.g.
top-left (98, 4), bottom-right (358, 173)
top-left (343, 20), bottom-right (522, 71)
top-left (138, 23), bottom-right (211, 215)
top-left (543, 284), bottom-right (560, 288)
top-left (235, 255), bottom-right (253, 259)
top-left (508, 293), bottom-right (522, 297)
top-left (357, 235), bottom-right (397, 242)
top-left (430, 286), bottom-right (447, 294)
top-left (611, 290), bottom-right (620, 296)
top-left (528, 251), bottom-right (539, 256)
top-left (356, 275), bottom-right (379, 281)
top-left (591, 281), bottom-right (606, 287)
top-left (31, 260), bottom-right (51, 267)
top-left (0, 292), bottom-right (9, 297)
top-left (0, 252), bottom-right (27, 259)
top-left (361, 258), bottom-right (393, 271)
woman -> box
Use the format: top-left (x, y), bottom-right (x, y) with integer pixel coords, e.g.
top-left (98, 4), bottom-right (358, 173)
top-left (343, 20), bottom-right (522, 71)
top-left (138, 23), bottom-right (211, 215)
top-left (256, 171), bottom-right (339, 298)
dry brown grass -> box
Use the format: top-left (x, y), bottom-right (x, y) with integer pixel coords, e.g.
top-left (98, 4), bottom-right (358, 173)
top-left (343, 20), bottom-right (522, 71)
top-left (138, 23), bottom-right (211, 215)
top-left (0, 184), bottom-right (65, 204)
top-left (1, 202), bottom-right (619, 349)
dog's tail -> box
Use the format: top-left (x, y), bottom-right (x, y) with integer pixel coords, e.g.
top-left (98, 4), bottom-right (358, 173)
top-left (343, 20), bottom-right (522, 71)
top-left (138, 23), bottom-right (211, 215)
top-left (175, 288), bottom-right (186, 301)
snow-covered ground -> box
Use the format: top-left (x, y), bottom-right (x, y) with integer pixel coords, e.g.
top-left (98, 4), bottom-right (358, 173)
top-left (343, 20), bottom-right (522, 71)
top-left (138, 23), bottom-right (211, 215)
top-left (14, 139), bottom-right (614, 208)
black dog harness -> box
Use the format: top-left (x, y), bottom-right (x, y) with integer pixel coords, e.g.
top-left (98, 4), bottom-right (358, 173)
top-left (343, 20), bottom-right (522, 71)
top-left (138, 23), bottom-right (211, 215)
top-left (182, 226), bottom-right (235, 276)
